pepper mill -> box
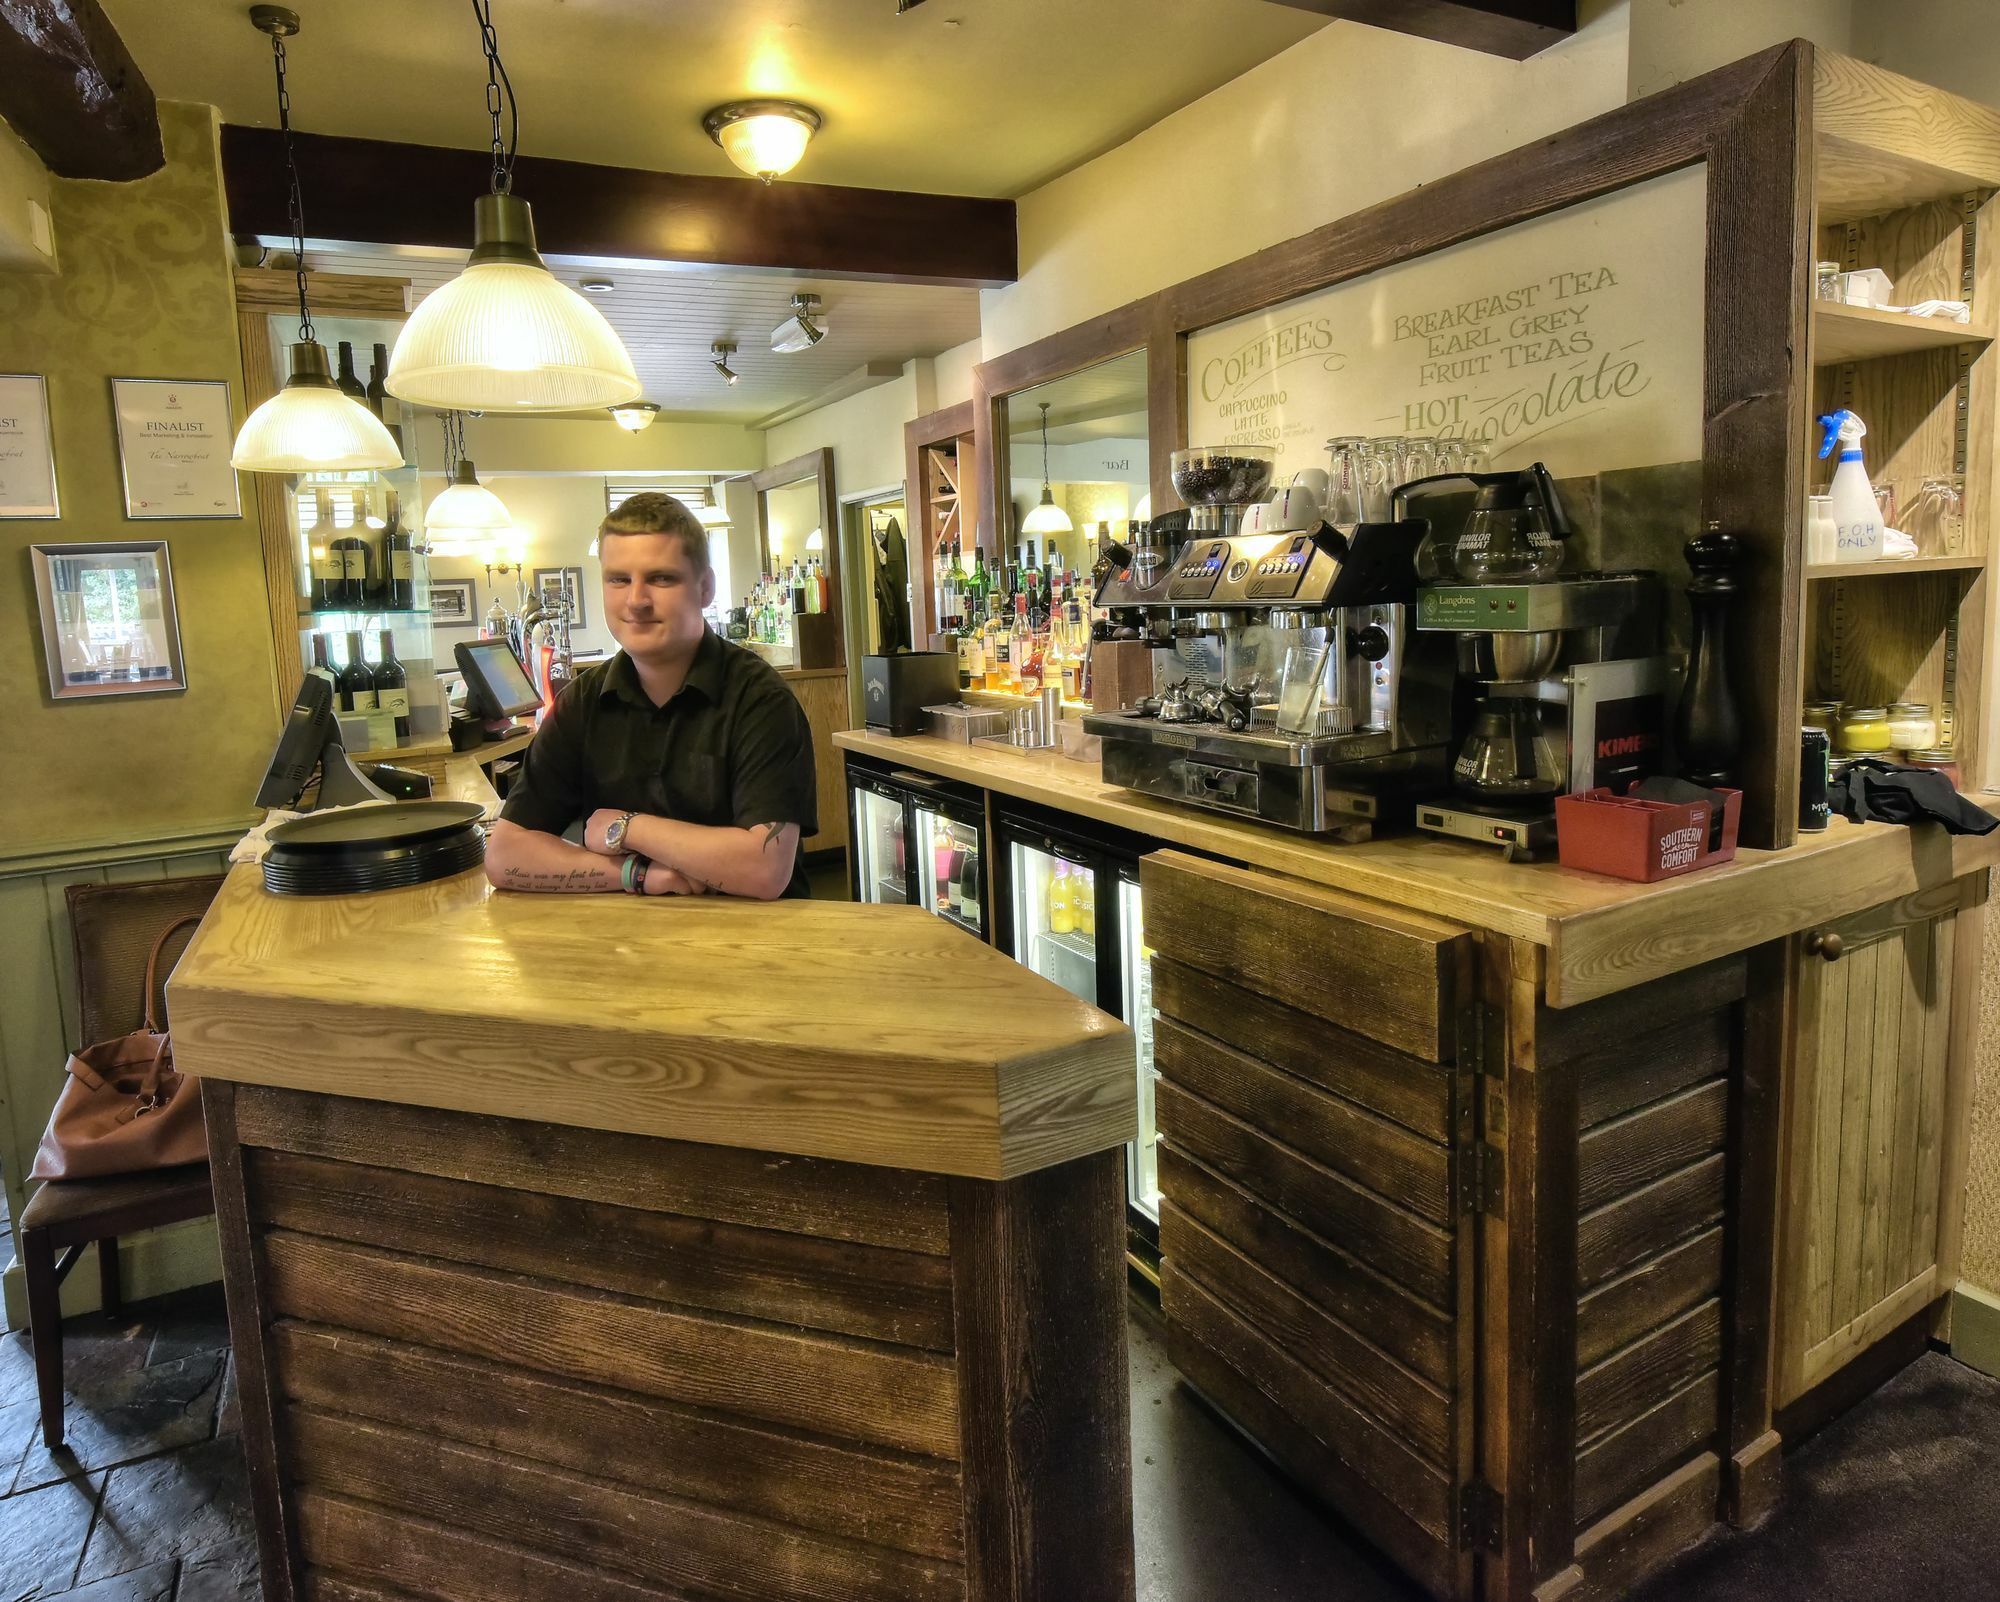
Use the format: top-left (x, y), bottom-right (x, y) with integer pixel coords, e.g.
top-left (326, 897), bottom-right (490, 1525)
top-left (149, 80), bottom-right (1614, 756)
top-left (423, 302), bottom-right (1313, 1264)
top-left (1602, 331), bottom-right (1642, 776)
top-left (1676, 528), bottom-right (1744, 788)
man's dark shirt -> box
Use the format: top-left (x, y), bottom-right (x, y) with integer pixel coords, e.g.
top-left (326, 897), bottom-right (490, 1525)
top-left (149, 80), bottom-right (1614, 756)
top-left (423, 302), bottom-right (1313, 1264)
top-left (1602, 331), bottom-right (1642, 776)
top-left (500, 629), bottom-right (819, 898)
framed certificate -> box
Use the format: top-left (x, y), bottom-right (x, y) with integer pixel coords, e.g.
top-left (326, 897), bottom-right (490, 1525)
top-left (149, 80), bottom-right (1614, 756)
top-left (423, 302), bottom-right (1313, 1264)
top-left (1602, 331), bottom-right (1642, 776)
top-left (0, 374), bottom-right (59, 518)
top-left (31, 541), bottom-right (188, 700)
top-left (110, 377), bottom-right (241, 519)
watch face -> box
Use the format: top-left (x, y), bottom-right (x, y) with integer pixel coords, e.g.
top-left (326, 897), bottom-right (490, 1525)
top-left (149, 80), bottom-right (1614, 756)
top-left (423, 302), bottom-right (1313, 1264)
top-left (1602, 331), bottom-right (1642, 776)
top-left (606, 814), bottom-right (628, 849)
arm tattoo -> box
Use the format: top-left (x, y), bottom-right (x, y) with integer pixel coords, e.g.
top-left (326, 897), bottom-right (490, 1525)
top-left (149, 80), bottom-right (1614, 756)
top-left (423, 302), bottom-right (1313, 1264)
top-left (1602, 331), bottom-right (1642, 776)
top-left (500, 864), bottom-right (614, 893)
top-left (759, 822), bottom-right (788, 852)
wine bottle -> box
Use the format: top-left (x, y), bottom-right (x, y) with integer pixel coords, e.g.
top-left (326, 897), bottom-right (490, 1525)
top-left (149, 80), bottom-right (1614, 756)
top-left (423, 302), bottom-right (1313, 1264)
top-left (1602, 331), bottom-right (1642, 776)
top-left (307, 632), bottom-right (337, 693)
top-left (366, 342), bottom-right (405, 457)
top-left (382, 488), bottom-right (415, 609)
top-left (337, 630), bottom-right (377, 714)
top-left (335, 341), bottom-right (366, 400)
top-left (304, 488), bottom-right (341, 610)
top-left (330, 518), bottom-right (370, 608)
top-left (959, 847), bottom-right (981, 928)
top-left (373, 628), bottom-right (410, 738)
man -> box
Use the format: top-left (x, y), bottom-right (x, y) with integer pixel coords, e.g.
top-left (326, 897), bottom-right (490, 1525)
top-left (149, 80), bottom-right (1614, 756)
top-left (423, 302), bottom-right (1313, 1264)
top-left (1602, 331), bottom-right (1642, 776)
top-left (485, 492), bottom-right (816, 899)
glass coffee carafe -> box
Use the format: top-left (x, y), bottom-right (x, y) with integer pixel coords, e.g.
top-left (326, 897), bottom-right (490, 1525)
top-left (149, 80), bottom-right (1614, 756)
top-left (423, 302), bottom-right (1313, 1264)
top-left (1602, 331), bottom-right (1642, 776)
top-left (1452, 697), bottom-right (1565, 801)
top-left (1393, 461), bottom-right (1572, 585)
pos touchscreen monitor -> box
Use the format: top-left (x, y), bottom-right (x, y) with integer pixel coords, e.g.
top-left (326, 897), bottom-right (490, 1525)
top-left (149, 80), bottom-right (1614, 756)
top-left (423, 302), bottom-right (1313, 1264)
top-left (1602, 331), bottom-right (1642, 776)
top-left (455, 638), bottom-right (543, 721)
top-left (254, 672), bottom-right (392, 811)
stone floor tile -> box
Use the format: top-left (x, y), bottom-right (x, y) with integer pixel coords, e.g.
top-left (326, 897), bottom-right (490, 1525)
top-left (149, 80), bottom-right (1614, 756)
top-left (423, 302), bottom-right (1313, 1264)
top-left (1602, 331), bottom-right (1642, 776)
top-left (139, 1288), bottom-right (229, 1371)
top-left (42, 1558), bottom-right (175, 1601)
top-left (72, 1439), bottom-right (251, 1588)
top-left (212, 1357), bottom-right (237, 1441)
top-left (12, 1353), bottom-right (224, 1495)
top-left (174, 1536), bottom-right (260, 1602)
top-left (0, 1337), bottom-right (42, 1414)
top-left (0, 1398), bottom-right (48, 1497)
top-left (0, 1473), bottom-right (100, 1599)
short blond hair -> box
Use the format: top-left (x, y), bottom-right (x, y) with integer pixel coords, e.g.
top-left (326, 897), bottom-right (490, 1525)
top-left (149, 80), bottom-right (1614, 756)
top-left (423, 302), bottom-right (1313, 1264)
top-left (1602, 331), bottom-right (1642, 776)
top-left (599, 492), bottom-right (709, 572)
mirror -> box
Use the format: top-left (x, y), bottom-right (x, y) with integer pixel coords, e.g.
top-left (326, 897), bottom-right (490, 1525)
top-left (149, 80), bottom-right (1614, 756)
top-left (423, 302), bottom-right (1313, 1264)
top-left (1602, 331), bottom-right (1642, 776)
top-left (751, 448), bottom-right (840, 665)
top-left (1001, 350), bottom-right (1149, 584)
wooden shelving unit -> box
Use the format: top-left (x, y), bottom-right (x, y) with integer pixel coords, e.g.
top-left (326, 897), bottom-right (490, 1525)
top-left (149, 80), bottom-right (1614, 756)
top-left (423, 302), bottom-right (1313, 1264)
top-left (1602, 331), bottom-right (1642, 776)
top-left (1811, 301), bottom-right (1992, 366)
top-left (1803, 54), bottom-right (2000, 781)
top-left (904, 400), bottom-right (978, 650)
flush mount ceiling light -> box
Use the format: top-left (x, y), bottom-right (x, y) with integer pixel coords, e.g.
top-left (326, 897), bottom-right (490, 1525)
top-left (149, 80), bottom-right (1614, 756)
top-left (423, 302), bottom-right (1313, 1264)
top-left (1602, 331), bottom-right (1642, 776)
top-left (580, 278), bottom-right (615, 294)
top-left (702, 100), bottom-right (822, 184)
top-left (770, 294), bottom-right (825, 354)
top-left (230, 8), bottom-right (401, 474)
top-left (608, 401), bottom-right (660, 432)
top-left (386, 0), bottom-right (640, 413)
top-left (711, 340), bottom-right (740, 385)
top-left (1020, 401), bottom-right (1074, 536)
top-left (424, 411), bottom-right (513, 553)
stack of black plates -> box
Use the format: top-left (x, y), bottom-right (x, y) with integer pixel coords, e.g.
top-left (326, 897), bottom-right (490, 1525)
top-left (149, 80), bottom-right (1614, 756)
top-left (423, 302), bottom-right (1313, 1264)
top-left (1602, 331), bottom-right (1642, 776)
top-left (263, 801), bottom-right (488, 897)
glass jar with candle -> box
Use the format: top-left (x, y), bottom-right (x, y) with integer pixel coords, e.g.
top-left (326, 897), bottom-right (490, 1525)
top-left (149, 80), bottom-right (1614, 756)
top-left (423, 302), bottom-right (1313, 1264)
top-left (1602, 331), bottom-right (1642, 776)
top-left (1886, 701), bottom-right (1937, 751)
top-left (1904, 748), bottom-right (1960, 785)
top-left (1836, 706), bottom-right (1893, 754)
top-left (1816, 262), bottom-right (1842, 301)
top-left (1803, 700), bottom-right (1842, 732)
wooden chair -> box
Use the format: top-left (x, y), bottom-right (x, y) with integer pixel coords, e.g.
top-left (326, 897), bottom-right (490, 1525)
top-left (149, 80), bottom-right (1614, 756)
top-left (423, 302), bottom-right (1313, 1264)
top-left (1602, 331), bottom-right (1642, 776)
top-left (19, 876), bottom-right (224, 1448)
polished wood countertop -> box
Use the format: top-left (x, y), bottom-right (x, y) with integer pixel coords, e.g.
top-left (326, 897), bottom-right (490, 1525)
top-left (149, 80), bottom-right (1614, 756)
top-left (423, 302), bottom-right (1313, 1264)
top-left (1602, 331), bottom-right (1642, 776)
top-left (836, 729), bottom-right (2000, 1006)
top-left (169, 864), bottom-right (1132, 1179)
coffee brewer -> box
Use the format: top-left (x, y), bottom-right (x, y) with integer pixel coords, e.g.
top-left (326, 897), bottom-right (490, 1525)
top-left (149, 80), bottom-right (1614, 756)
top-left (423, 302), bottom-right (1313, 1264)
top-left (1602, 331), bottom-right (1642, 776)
top-left (1083, 447), bottom-right (1455, 834)
top-left (1398, 463), bottom-right (1669, 859)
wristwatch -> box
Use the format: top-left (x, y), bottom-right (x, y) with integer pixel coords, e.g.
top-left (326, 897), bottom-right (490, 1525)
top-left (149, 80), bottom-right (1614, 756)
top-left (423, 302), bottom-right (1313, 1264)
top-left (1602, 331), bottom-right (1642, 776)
top-left (603, 811), bottom-right (637, 853)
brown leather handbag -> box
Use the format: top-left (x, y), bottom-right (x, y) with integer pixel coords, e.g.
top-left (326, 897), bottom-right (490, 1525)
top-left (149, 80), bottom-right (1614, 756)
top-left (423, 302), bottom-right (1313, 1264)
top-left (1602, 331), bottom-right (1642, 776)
top-left (30, 914), bottom-right (208, 1181)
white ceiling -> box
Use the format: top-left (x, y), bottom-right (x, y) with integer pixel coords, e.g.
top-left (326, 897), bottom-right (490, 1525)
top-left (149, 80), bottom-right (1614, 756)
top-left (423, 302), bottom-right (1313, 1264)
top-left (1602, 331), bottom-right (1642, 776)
top-left (300, 240), bottom-right (980, 422)
top-left (103, 0), bottom-right (1324, 201)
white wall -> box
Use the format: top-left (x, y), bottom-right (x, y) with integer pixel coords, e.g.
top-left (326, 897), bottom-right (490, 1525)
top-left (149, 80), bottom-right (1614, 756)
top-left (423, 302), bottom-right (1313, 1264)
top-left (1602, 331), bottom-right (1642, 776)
top-left (1850, 1), bottom-right (2000, 108)
top-left (422, 475), bottom-right (621, 657)
top-left (1627, 0), bottom-right (1850, 97)
top-left (452, 412), bottom-right (762, 476)
top-left (763, 363), bottom-right (926, 498)
top-left (934, 338), bottom-right (981, 411)
top-left (0, 116), bottom-right (54, 272)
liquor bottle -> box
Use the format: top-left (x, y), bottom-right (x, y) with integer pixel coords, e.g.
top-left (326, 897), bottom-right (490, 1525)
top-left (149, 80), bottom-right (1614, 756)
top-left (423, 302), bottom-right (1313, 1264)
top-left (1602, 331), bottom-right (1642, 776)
top-left (307, 632), bottom-right (337, 693)
top-left (382, 490), bottom-right (415, 609)
top-left (985, 596), bottom-right (1012, 692)
top-left (304, 488), bottom-right (341, 610)
top-left (373, 628), bottom-right (410, 738)
top-left (959, 846), bottom-right (982, 928)
top-left (1060, 596), bottom-right (1087, 701)
top-left (969, 547), bottom-right (989, 613)
top-left (337, 630), bottom-right (377, 714)
top-left (964, 605), bottom-right (988, 690)
top-left (329, 502), bottom-right (370, 609)
top-left (1012, 595), bottom-right (1038, 694)
top-left (933, 822), bottom-right (956, 913)
top-left (335, 341), bottom-right (366, 401)
top-left (366, 342), bottom-right (405, 457)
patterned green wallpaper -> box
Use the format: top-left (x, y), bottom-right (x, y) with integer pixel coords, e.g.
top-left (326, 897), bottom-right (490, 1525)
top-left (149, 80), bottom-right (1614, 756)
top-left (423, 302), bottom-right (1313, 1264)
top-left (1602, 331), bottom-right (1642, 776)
top-left (0, 103), bottom-right (278, 855)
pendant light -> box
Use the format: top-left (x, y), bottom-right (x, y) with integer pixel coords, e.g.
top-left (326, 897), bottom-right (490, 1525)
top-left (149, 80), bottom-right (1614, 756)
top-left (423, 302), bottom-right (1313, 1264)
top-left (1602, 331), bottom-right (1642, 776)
top-left (423, 411), bottom-right (513, 556)
top-left (386, 0), bottom-right (640, 413)
top-left (1020, 401), bottom-right (1074, 537)
top-left (230, 8), bottom-right (402, 474)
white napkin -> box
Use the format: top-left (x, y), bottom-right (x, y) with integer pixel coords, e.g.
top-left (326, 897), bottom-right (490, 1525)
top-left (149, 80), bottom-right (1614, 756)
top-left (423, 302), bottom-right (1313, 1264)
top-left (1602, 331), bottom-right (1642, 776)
top-left (232, 798), bottom-right (394, 864)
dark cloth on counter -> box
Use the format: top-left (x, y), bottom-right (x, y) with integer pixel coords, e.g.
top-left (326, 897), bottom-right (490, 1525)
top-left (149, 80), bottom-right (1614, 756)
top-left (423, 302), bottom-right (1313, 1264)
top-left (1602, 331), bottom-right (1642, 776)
top-left (500, 627), bottom-right (819, 897)
top-left (1830, 758), bottom-right (1998, 836)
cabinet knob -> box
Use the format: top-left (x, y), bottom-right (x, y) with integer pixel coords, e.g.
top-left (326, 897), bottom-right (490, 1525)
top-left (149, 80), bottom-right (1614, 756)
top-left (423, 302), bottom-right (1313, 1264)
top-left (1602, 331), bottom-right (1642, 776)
top-left (1806, 929), bottom-right (1844, 962)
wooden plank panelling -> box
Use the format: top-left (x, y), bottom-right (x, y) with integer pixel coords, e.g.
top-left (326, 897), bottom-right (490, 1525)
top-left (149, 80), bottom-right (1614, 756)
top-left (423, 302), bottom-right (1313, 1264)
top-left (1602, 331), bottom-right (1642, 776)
top-left (1156, 1017), bottom-right (1451, 1223)
top-left (1165, 1269), bottom-right (1456, 1552)
top-left (285, 1407), bottom-right (962, 1602)
top-left (258, 1231), bottom-right (959, 1461)
top-left (1577, 1227), bottom-right (1726, 1372)
top-left (1574, 1376), bottom-right (1719, 1531)
top-left (1567, 1454), bottom-right (1721, 1602)
top-left (1142, 853), bottom-right (1469, 1061)
top-left (1578, 1155), bottom-right (1727, 1293)
top-left (1152, 957), bottom-right (1454, 1140)
top-left (1159, 1146), bottom-right (1455, 1389)
top-left (249, 1149), bottom-right (954, 1350)
top-left (1577, 1080), bottom-right (1729, 1213)
top-left (1576, 1299), bottom-right (1724, 1445)
top-left (1166, 1208), bottom-right (1452, 1466)
top-left (233, 1084), bottom-right (949, 1255)
top-left (1575, 1011), bottom-right (1735, 1131)
top-left (272, 1321), bottom-right (965, 1562)
top-left (1157, 1085), bottom-right (1454, 1308)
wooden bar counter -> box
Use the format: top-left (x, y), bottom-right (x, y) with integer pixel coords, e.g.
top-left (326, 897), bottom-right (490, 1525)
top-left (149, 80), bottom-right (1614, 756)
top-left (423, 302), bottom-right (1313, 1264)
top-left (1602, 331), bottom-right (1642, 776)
top-left (168, 865), bottom-right (1138, 1602)
top-left (839, 729), bottom-right (2000, 1602)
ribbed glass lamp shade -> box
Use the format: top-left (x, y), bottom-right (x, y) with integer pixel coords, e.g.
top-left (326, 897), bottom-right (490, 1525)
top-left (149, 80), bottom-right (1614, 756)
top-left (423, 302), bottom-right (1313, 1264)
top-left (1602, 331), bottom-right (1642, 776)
top-left (425, 459), bottom-right (514, 546)
top-left (704, 101), bottom-right (821, 184)
top-left (1132, 492), bottom-right (1153, 523)
top-left (609, 401), bottom-right (659, 433)
top-left (1022, 490), bottom-right (1074, 536)
top-left (231, 342), bottom-right (402, 472)
top-left (386, 194), bottom-right (641, 413)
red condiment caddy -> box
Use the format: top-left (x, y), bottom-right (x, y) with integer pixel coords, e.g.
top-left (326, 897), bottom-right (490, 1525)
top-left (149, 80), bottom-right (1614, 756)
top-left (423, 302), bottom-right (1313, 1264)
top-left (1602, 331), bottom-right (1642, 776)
top-left (1554, 786), bottom-right (1742, 882)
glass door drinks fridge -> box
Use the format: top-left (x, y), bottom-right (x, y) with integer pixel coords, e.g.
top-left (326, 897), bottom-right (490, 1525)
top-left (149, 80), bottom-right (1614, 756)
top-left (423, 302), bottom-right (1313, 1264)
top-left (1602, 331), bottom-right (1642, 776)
top-left (847, 764), bottom-right (912, 907)
top-left (912, 785), bottom-right (988, 943)
top-left (843, 757), bottom-right (990, 941)
top-left (994, 805), bottom-right (1160, 1248)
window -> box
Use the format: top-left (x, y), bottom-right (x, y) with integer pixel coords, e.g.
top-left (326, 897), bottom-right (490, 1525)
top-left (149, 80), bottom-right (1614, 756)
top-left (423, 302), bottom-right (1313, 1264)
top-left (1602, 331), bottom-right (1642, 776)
top-left (602, 477), bottom-right (732, 615)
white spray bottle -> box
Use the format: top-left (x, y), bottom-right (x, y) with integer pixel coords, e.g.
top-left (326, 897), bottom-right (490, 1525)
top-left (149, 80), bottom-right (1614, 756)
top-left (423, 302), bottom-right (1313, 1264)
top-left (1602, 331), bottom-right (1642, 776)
top-left (1817, 409), bottom-right (1882, 561)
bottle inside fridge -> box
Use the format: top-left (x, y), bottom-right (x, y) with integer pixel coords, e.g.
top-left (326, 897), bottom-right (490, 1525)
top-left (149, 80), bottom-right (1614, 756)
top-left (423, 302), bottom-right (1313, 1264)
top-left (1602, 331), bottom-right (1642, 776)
top-left (852, 785), bottom-right (908, 905)
top-left (918, 808), bottom-right (982, 936)
top-left (1012, 843), bottom-right (1098, 1004)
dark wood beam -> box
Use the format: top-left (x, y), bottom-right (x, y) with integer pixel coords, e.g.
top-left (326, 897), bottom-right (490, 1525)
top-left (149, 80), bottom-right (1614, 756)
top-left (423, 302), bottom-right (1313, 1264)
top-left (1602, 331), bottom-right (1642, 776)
top-left (0, 0), bottom-right (162, 179)
top-left (219, 126), bottom-right (1017, 290)
top-left (1264, 0), bottom-right (1574, 60)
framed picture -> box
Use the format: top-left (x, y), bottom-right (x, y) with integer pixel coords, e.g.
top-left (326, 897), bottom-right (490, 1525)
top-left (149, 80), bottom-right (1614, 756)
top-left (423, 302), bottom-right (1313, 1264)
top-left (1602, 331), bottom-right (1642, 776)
top-left (0, 374), bottom-right (59, 518)
top-left (532, 565), bottom-right (587, 629)
top-left (110, 377), bottom-right (240, 519)
top-left (31, 541), bottom-right (187, 700)
top-left (429, 578), bottom-right (477, 628)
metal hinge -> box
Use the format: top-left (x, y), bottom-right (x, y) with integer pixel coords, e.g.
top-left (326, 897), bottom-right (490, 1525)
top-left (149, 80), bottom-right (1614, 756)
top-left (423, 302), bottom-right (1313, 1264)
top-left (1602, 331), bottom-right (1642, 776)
top-left (1456, 1000), bottom-right (1503, 1079)
top-left (1457, 1138), bottom-right (1505, 1218)
top-left (1458, 1480), bottom-right (1503, 1552)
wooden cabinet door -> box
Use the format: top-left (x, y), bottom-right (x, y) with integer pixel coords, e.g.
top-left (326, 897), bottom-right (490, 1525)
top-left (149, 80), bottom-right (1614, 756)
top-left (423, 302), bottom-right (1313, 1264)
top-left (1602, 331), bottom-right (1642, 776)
top-left (1774, 878), bottom-right (1979, 1406)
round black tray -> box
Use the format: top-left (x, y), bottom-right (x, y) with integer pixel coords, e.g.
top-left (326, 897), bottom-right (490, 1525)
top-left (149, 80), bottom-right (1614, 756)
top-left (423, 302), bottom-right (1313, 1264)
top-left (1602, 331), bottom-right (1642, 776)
top-left (262, 801), bottom-right (488, 897)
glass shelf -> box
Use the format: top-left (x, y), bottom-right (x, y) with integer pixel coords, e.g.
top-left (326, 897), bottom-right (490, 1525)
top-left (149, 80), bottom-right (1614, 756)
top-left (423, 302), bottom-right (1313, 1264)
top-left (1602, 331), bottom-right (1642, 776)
top-left (299, 606), bottom-right (433, 620)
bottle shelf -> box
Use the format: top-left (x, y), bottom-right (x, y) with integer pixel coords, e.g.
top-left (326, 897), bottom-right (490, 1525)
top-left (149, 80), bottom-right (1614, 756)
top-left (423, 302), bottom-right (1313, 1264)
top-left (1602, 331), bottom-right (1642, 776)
top-left (1812, 301), bottom-right (1993, 366)
top-left (1807, 554), bottom-right (1986, 579)
top-left (299, 606), bottom-right (433, 620)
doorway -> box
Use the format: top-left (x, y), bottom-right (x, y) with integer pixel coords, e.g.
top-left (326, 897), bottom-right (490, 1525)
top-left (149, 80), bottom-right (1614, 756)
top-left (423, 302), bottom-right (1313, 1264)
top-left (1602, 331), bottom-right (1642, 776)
top-left (840, 490), bottom-right (911, 724)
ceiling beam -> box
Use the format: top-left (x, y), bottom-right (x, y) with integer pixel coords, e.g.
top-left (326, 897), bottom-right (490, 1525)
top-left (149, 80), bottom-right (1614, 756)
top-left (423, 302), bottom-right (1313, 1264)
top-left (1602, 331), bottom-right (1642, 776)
top-left (0, 0), bottom-right (162, 179)
top-left (220, 127), bottom-right (1017, 290)
top-left (1263, 0), bottom-right (1574, 60)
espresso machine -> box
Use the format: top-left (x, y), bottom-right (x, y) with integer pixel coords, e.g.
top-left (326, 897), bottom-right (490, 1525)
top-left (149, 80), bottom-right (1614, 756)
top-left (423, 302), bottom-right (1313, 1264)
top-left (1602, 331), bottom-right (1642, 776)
top-left (1083, 447), bottom-right (1455, 834)
top-left (1398, 463), bottom-right (1669, 858)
